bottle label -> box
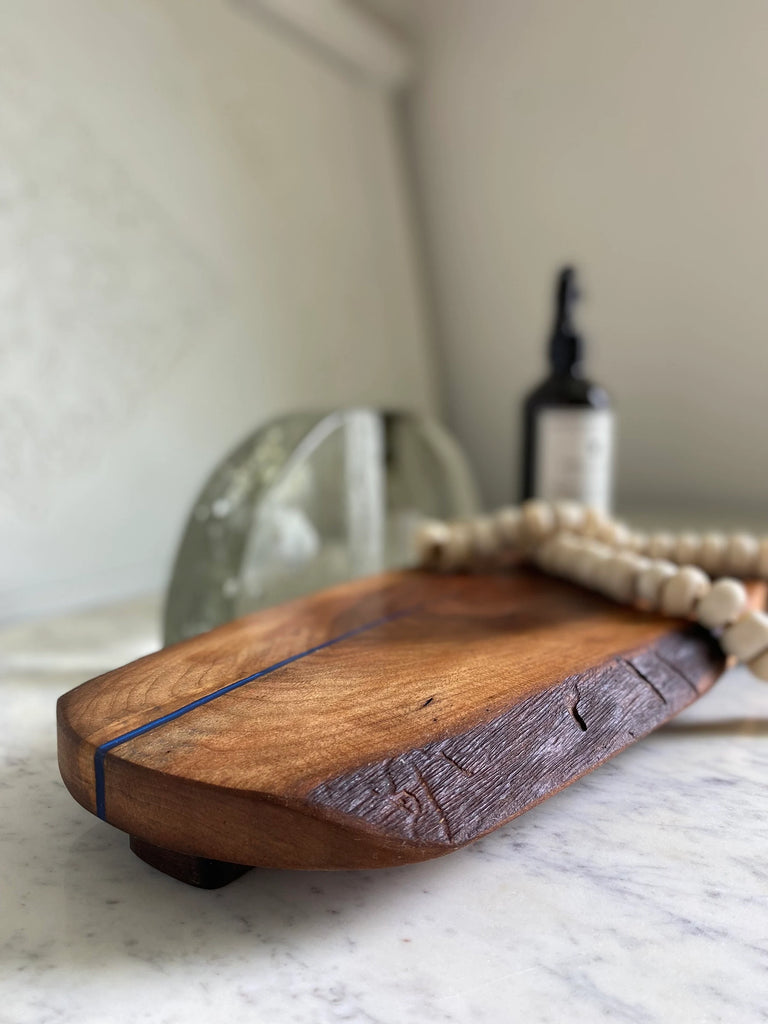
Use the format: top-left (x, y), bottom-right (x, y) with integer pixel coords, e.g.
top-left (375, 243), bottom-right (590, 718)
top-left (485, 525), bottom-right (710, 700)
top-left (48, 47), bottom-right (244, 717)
top-left (534, 408), bottom-right (614, 512)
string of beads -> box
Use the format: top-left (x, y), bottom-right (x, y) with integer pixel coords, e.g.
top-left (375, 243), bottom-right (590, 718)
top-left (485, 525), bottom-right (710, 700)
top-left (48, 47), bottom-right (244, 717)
top-left (415, 500), bottom-right (768, 682)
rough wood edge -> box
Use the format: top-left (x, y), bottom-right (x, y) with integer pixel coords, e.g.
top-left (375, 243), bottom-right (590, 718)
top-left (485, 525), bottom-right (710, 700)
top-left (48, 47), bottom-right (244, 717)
top-left (306, 626), bottom-right (724, 852)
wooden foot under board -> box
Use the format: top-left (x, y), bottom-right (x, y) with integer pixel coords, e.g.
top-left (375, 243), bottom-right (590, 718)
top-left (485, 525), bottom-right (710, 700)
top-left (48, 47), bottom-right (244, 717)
top-left (130, 836), bottom-right (252, 889)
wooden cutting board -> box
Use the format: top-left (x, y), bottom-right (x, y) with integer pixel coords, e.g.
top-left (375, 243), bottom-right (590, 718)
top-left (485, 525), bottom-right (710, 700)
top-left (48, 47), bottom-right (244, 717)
top-left (57, 568), bottom-right (752, 887)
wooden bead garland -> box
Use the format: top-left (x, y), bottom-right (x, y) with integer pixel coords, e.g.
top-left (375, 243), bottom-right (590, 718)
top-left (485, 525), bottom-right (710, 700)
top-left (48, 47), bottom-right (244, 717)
top-left (415, 500), bottom-right (768, 683)
top-left (696, 578), bottom-right (749, 630)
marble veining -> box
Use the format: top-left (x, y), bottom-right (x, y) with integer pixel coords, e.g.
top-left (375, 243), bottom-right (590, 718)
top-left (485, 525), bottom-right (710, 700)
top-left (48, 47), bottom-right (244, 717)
top-left (2, 596), bottom-right (768, 1023)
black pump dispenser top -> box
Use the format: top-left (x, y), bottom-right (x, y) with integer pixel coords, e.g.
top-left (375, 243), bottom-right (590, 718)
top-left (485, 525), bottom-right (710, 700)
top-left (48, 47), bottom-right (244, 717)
top-left (548, 266), bottom-right (583, 375)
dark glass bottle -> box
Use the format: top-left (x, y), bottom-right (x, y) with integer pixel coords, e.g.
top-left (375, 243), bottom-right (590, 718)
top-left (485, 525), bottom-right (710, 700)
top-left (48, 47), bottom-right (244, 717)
top-left (520, 267), bottom-right (614, 511)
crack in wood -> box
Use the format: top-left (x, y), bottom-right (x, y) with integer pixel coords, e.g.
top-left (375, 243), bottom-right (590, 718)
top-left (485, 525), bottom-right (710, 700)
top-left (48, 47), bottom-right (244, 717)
top-left (414, 766), bottom-right (453, 842)
top-left (653, 648), bottom-right (700, 695)
top-left (569, 684), bottom-right (588, 732)
top-left (620, 657), bottom-right (668, 704)
top-left (440, 750), bottom-right (474, 777)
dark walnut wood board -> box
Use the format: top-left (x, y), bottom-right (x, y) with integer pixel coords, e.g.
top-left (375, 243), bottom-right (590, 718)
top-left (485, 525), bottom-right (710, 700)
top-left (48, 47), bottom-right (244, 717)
top-left (57, 568), bottom-right (763, 887)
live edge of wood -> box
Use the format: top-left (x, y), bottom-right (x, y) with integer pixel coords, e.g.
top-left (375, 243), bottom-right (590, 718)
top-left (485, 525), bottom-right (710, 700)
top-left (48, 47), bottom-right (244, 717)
top-left (57, 570), bottom-right (767, 879)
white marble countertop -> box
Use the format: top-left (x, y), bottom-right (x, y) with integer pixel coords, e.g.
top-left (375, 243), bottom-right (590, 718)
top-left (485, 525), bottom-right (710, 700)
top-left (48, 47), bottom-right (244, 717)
top-left (2, 594), bottom-right (768, 1024)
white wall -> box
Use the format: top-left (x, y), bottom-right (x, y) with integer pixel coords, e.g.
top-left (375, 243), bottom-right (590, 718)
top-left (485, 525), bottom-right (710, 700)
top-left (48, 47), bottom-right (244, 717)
top-left (396, 0), bottom-right (768, 514)
top-left (0, 0), bottom-right (438, 620)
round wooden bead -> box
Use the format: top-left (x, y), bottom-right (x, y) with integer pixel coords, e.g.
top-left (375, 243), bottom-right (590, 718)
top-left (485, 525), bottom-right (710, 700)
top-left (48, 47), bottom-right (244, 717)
top-left (625, 531), bottom-right (649, 554)
top-left (698, 533), bottom-right (727, 576)
top-left (595, 520), bottom-right (632, 548)
top-left (581, 507), bottom-right (611, 539)
top-left (571, 543), bottom-right (612, 588)
top-left (553, 501), bottom-right (586, 533)
top-left (723, 533), bottom-right (759, 577)
top-left (593, 520), bottom-right (615, 545)
top-left (556, 537), bottom-right (599, 582)
top-left (440, 522), bottom-right (473, 570)
top-left (757, 539), bottom-right (768, 580)
top-left (646, 533), bottom-right (675, 560)
top-left (721, 610), bottom-right (768, 662)
top-left (520, 500), bottom-right (556, 544)
top-left (747, 649), bottom-right (768, 681)
top-left (415, 520), bottom-right (451, 568)
top-left (635, 560), bottom-right (678, 610)
top-left (591, 553), bottom-right (621, 595)
top-left (593, 557), bottom-right (618, 598)
top-left (467, 516), bottom-right (499, 564)
top-left (494, 507), bottom-right (522, 547)
top-left (660, 566), bottom-right (710, 618)
top-left (534, 536), bottom-right (564, 574)
top-left (598, 553), bottom-right (649, 603)
top-left (552, 536), bottom-right (587, 578)
top-left (673, 533), bottom-right (701, 565)
top-left (695, 578), bottom-right (748, 630)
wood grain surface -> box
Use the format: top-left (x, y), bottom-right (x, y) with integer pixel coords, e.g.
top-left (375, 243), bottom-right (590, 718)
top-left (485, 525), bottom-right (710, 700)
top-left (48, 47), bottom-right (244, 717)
top-left (58, 568), bottom-right (758, 875)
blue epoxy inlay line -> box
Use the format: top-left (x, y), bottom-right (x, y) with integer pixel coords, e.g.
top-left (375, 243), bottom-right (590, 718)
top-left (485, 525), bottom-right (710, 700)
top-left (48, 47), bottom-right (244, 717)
top-left (94, 608), bottom-right (413, 820)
